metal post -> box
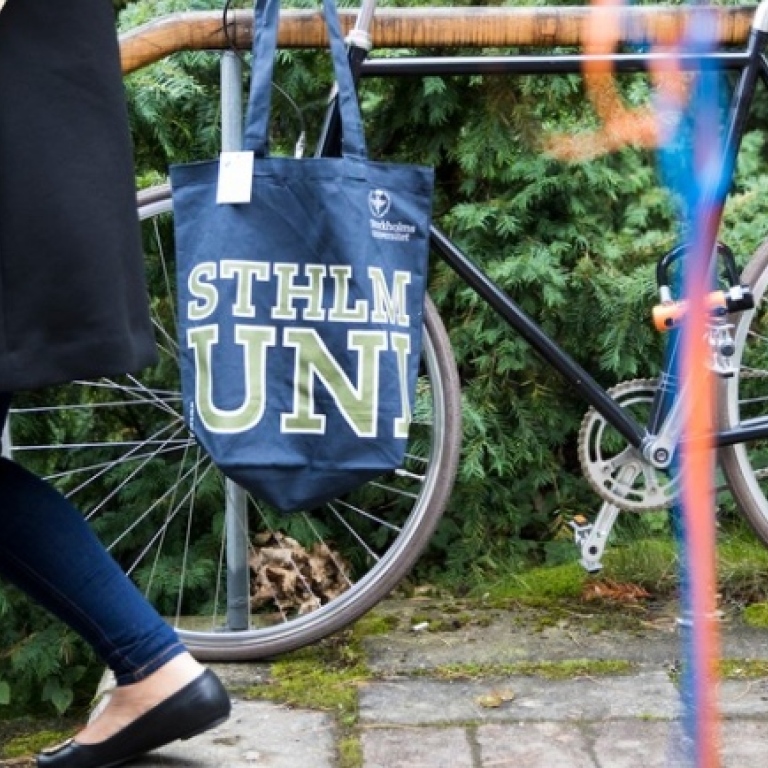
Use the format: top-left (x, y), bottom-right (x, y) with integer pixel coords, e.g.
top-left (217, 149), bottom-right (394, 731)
top-left (221, 50), bottom-right (251, 631)
top-left (222, 50), bottom-right (244, 152)
top-left (225, 477), bottom-right (251, 631)
top-left (1, 420), bottom-right (11, 459)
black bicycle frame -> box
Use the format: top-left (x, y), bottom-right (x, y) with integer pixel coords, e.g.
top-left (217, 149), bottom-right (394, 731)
top-left (317, 21), bottom-right (768, 453)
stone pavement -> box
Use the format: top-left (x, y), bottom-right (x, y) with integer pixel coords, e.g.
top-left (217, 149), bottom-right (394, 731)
top-left (101, 601), bottom-right (768, 767)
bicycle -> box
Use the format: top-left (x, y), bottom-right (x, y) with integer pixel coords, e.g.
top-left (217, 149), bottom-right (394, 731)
top-left (6, 1), bottom-right (768, 662)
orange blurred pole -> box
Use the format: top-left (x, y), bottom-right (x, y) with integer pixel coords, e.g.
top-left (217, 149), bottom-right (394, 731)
top-left (680, 208), bottom-right (721, 768)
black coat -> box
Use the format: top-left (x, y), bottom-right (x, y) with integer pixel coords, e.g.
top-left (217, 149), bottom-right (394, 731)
top-left (0, 0), bottom-right (156, 393)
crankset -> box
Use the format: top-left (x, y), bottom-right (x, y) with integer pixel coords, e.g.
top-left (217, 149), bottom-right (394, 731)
top-left (577, 379), bottom-right (677, 513)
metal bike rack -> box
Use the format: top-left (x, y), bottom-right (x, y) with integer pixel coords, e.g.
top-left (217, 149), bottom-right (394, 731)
top-left (221, 50), bottom-right (252, 632)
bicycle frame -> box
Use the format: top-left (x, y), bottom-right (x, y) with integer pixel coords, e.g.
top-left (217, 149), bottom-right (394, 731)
top-left (316, 0), bottom-right (768, 464)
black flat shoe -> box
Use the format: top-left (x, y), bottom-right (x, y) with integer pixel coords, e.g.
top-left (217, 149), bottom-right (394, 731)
top-left (37, 669), bottom-right (231, 768)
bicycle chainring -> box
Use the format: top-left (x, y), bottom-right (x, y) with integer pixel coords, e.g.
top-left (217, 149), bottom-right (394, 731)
top-left (578, 379), bottom-right (676, 513)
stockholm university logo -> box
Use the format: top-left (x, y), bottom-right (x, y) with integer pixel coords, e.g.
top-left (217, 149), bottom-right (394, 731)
top-left (368, 189), bottom-right (391, 218)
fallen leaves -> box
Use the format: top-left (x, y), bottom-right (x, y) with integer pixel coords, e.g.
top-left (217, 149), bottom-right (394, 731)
top-left (249, 531), bottom-right (351, 617)
top-left (582, 579), bottom-right (651, 603)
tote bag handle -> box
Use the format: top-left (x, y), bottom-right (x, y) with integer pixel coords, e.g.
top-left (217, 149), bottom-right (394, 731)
top-left (243, 0), bottom-right (367, 161)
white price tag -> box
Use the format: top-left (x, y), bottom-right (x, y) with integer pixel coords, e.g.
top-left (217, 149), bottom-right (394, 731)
top-left (216, 151), bottom-right (254, 205)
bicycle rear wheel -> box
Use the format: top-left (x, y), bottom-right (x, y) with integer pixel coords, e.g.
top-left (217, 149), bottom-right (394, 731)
top-left (6, 184), bottom-right (462, 660)
top-left (719, 238), bottom-right (768, 545)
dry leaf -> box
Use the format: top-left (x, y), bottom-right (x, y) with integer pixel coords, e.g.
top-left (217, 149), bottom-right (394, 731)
top-left (476, 689), bottom-right (515, 708)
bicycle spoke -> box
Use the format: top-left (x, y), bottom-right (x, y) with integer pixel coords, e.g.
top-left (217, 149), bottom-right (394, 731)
top-left (107, 452), bottom-right (210, 553)
top-left (328, 502), bottom-right (382, 563)
top-left (124, 457), bottom-right (214, 577)
top-left (43, 442), bottom-right (190, 485)
top-left (175, 452), bottom-right (203, 624)
top-left (331, 496), bottom-right (402, 532)
top-left (78, 424), bottom-right (190, 516)
top-left (368, 479), bottom-right (420, 500)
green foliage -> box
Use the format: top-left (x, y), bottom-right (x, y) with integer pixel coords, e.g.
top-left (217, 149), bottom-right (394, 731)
top-left (361, 36), bottom-right (768, 579)
top-left (382, 69), bottom-right (675, 576)
top-left (120, 0), bottom-right (339, 177)
top-left (0, 585), bottom-right (98, 717)
top-left (121, 0), bottom-right (225, 172)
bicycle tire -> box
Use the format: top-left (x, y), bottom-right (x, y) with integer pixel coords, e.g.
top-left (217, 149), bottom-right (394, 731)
top-left (7, 184), bottom-right (462, 660)
top-left (718, 237), bottom-right (768, 544)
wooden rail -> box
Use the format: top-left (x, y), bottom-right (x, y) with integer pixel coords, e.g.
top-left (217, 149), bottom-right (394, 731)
top-left (120, 5), bottom-right (756, 75)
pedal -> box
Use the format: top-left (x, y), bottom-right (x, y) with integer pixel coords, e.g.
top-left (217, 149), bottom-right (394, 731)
top-left (568, 517), bottom-right (593, 546)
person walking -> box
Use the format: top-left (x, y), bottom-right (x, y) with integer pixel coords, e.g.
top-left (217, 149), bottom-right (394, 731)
top-left (0, 2), bottom-right (231, 766)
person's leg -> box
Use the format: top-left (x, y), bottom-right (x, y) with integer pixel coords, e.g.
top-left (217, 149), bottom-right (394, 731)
top-left (0, 396), bottom-right (208, 742)
top-left (0, 394), bottom-right (185, 683)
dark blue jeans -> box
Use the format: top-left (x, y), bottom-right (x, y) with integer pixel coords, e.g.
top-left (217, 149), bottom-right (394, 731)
top-left (0, 393), bottom-right (184, 685)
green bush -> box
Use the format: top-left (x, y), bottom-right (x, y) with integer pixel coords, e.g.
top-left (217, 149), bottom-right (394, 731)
top-left (117, 0), bottom-right (768, 585)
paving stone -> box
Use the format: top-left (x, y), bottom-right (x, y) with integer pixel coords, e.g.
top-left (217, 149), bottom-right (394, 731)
top-left (722, 720), bottom-right (768, 766)
top-left (359, 672), bottom-right (678, 726)
top-left (459, 718), bottom-right (768, 768)
top-left (361, 726), bottom-right (473, 768)
top-left (590, 720), bottom-right (691, 768)
top-left (133, 698), bottom-right (336, 768)
top-left (719, 678), bottom-right (768, 716)
top-left (364, 623), bottom-right (683, 673)
top-left (477, 722), bottom-right (596, 768)
top-left (45, 601), bottom-right (768, 768)
top-left (209, 661), bottom-right (271, 688)
top-left (589, 719), bottom-right (768, 768)
top-left (363, 604), bottom-right (768, 675)
top-left (359, 718), bottom-right (768, 768)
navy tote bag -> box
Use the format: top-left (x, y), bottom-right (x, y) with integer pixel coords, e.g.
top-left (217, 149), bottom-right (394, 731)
top-left (170, 0), bottom-right (434, 512)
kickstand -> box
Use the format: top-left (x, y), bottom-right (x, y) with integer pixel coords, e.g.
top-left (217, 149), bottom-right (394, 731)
top-left (569, 500), bottom-right (621, 573)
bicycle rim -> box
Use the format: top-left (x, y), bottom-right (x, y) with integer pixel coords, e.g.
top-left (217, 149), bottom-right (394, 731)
top-left (6, 185), bottom-right (462, 660)
top-left (718, 238), bottom-right (768, 544)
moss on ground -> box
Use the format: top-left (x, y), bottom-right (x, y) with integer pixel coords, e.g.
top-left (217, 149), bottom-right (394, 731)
top-left (243, 644), bottom-right (366, 725)
top-left (0, 716), bottom-right (77, 763)
top-left (720, 659), bottom-right (768, 679)
top-left (425, 659), bottom-right (635, 681)
top-left (338, 734), bottom-right (364, 768)
top-left (242, 632), bottom-right (369, 768)
top-left (743, 602), bottom-right (768, 628)
top-left (1, 729), bottom-right (72, 760)
top-left (480, 562), bottom-right (587, 603)
top-left (350, 611), bottom-right (399, 637)
top-left (408, 609), bottom-right (491, 633)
